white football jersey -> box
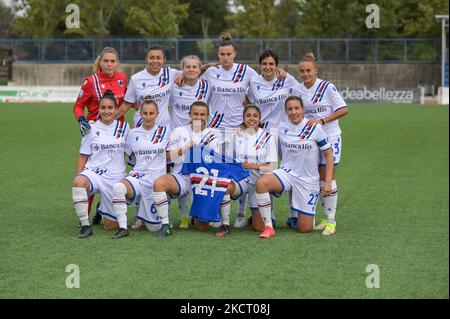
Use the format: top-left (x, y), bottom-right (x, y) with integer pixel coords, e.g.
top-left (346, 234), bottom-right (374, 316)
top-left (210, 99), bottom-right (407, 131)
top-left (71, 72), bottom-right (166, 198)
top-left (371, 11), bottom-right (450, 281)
top-left (202, 63), bottom-right (258, 130)
top-left (79, 120), bottom-right (129, 179)
top-left (124, 67), bottom-right (181, 128)
top-left (125, 125), bottom-right (169, 176)
top-left (296, 78), bottom-right (347, 137)
top-left (278, 118), bottom-right (331, 189)
top-left (234, 127), bottom-right (278, 183)
top-left (168, 125), bottom-right (222, 173)
top-left (248, 73), bottom-right (301, 129)
top-left (169, 79), bottom-right (211, 128)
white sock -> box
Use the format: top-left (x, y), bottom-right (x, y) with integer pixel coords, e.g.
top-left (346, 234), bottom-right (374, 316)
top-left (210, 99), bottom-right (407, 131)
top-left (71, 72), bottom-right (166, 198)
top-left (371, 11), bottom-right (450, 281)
top-left (154, 191), bottom-right (170, 224)
top-left (73, 187), bottom-right (89, 226)
top-left (220, 194), bottom-right (231, 225)
top-left (320, 180), bottom-right (338, 224)
top-left (178, 195), bottom-right (189, 218)
top-left (288, 191), bottom-right (296, 218)
top-left (112, 183), bottom-right (128, 229)
top-left (237, 193), bottom-right (248, 218)
top-left (256, 192), bottom-right (272, 227)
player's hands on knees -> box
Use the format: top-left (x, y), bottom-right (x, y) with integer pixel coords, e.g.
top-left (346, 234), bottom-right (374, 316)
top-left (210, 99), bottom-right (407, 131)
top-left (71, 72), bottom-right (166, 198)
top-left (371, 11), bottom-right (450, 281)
top-left (320, 182), bottom-right (332, 197)
top-left (78, 116), bottom-right (91, 137)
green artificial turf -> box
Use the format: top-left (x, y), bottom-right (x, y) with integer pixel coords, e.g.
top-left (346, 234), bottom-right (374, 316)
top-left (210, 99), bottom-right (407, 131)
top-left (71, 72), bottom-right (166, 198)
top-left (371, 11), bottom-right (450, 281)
top-left (0, 103), bottom-right (448, 298)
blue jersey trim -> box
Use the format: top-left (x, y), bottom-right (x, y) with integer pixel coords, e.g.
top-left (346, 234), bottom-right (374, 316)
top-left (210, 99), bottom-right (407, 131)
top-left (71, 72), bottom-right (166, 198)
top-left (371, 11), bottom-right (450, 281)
top-left (97, 209), bottom-right (118, 221)
top-left (319, 162), bottom-right (339, 167)
top-left (136, 215), bottom-right (162, 225)
top-left (290, 207), bottom-right (315, 217)
top-left (169, 173), bottom-right (182, 197)
top-left (123, 178), bottom-right (136, 202)
top-left (334, 105), bottom-right (348, 112)
top-left (272, 172), bottom-right (285, 194)
top-left (317, 139), bottom-right (328, 147)
top-left (79, 173), bottom-right (94, 194)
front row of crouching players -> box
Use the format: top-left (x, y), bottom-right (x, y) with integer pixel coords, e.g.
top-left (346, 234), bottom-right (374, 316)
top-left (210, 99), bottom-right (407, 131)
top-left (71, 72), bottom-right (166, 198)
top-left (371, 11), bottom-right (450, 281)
top-left (72, 95), bottom-right (334, 239)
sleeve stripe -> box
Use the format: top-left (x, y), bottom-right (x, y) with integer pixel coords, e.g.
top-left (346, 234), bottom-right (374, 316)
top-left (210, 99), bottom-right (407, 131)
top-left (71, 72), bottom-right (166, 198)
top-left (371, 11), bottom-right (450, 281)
top-left (317, 139), bottom-right (327, 147)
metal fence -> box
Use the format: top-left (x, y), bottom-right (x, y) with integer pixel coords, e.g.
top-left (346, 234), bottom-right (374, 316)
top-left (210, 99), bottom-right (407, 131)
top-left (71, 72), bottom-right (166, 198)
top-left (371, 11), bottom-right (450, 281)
top-left (0, 38), bottom-right (441, 64)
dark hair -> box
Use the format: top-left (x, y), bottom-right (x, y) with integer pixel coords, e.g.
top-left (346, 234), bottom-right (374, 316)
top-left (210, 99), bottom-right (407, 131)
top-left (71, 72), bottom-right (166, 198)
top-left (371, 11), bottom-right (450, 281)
top-left (240, 104), bottom-right (263, 129)
top-left (100, 89), bottom-right (117, 106)
top-left (140, 95), bottom-right (159, 112)
top-left (189, 100), bottom-right (209, 115)
top-left (284, 96), bottom-right (303, 109)
top-left (259, 48), bottom-right (279, 66)
top-left (218, 33), bottom-right (236, 51)
top-left (146, 44), bottom-right (165, 58)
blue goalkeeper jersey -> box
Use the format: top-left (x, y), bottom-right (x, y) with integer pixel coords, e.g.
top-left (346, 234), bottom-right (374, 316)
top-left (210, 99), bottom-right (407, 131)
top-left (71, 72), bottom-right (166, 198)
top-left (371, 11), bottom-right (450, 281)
top-left (180, 145), bottom-right (249, 222)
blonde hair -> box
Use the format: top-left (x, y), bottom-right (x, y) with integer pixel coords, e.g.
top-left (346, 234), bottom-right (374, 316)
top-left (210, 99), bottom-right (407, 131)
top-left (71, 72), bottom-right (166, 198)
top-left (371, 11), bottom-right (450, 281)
top-left (300, 52), bottom-right (317, 66)
top-left (221, 33), bottom-right (232, 41)
top-left (181, 55), bottom-right (202, 69)
top-left (94, 47), bottom-right (119, 72)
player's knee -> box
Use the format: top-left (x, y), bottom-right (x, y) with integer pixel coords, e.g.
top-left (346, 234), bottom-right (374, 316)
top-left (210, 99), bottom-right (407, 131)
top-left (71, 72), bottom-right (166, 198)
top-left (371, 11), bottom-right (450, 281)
top-left (103, 218), bottom-right (119, 231)
top-left (298, 220), bottom-right (313, 233)
top-left (194, 219), bottom-right (210, 231)
top-left (73, 176), bottom-right (89, 189)
top-left (113, 182), bottom-right (127, 197)
top-left (231, 181), bottom-right (241, 198)
top-left (255, 177), bottom-right (269, 193)
top-left (298, 226), bottom-right (313, 233)
top-left (153, 177), bottom-right (166, 192)
top-left (226, 182), bottom-right (235, 195)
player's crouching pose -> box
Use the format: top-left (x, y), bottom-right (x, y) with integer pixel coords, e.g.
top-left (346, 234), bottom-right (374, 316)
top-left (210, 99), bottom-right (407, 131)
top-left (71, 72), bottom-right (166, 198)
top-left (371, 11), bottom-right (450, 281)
top-left (71, 90), bottom-right (129, 239)
top-left (228, 105), bottom-right (277, 232)
top-left (111, 97), bottom-right (169, 239)
top-left (255, 96), bottom-right (334, 238)
top-left (152, 101), bottom-right (222, 236)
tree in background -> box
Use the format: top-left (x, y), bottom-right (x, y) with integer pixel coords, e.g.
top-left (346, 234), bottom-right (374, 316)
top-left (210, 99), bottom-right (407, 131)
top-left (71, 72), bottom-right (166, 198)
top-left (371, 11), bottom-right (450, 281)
top-left (123, 0), bottom-right (189, 37)
top-left (226, 0), bottom-right (278, 37)
top-left (11, 0), bottom-right (66, 37)
top-left (64, 0), bottom-right (120, 37)
top-left (4, 0), bottom-right (448, 39)
top-left (179, 0), bottom-right (229, 37)
top-left (274, 0), bottom-right (302, 38)
top-left (402, 0), bottom-right (449, 37)
top-left (296, 0), bottom-right (449, 38)
top-left (0, 2), bottom-right (14, 37)
top-left (296, 0), bottom-right (369, 38)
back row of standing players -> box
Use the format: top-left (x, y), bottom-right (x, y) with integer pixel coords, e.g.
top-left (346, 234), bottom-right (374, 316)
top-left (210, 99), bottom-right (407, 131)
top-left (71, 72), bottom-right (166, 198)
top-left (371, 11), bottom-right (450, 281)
top-left (72, 33), bottom-right (349, 239)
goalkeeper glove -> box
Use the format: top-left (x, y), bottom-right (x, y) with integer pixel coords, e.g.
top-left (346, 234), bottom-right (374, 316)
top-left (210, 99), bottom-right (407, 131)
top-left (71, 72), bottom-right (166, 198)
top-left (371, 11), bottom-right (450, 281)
top-left (78, 116), bottom-right (91, 137)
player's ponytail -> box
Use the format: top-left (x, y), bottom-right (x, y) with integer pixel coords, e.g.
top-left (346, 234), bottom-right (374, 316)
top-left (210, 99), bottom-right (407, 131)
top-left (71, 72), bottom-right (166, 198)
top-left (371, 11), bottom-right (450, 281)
top-left (94, 47), bottom-right (119, 72)
top-left (100, 89), bottom-right (118, 107)
top-left (140, 95), bottom-right (159, 112)
top-left (299, 52), bottom-right (317, 68)
top-left (218, 33), bottom-right (236, 50)
top-left (303, 52), bottom-right (316, 62)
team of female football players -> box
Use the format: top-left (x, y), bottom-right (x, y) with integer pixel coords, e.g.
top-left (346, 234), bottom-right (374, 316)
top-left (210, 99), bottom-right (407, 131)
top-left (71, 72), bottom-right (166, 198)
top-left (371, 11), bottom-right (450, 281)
top-left (72, 34), bottom-right (348, 239)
